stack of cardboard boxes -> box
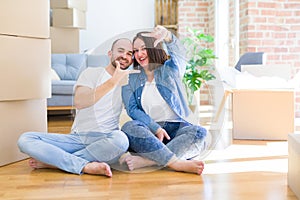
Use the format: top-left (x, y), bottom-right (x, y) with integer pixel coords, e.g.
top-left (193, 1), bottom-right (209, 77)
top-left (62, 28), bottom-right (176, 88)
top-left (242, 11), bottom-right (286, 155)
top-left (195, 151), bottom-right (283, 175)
top-left (0, 0), bottom-right (50, 166)
top-left (50, 0), bottom-right (87, 53)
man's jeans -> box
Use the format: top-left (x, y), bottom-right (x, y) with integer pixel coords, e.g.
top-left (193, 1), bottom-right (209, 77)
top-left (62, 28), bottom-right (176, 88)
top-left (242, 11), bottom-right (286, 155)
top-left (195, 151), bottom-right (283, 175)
top-left (17, 131), bottom-right (129, 174)
top-left (121, 120), bottom-right (207, 166)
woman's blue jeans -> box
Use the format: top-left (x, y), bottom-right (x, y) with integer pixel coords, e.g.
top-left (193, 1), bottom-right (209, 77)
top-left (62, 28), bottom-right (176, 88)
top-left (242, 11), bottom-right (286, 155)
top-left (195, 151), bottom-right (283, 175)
top-left (17, 131), bottom-right (129, 174)
top-left (121, 120), bottom-right (207, 166)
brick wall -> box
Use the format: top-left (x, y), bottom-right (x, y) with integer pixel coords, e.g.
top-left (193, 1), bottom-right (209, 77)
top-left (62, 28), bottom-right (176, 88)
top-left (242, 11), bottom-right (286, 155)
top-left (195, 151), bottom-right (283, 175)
top-left (239, 0), bottom-right (300, 69)
top-left (178, 0), bottom-right (210, 39)
top-left (239, 0), bottom-right (300, 117)
top-left (178, 0), bottom-right (300, 116)
top-left (178, 0), bottom-right (215, 105)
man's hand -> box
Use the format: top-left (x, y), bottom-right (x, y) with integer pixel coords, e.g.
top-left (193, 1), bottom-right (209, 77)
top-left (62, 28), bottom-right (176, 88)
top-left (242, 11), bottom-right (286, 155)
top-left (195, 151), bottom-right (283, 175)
top-left (142, 25), bottom-right (172, 47)
top-left (155, 127), bottom-right (171, 142)
top-left (111, 61), bottom-right (140, 86)
top-left (74, 61), bottom-right (139, 110)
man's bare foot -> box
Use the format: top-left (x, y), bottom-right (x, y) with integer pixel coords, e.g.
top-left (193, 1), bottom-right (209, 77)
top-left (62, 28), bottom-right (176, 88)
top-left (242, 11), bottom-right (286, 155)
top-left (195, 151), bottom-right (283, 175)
top-left (120, 154), bottom-right (157, 171)
top-left (119, 152), bottom-right (131, 165)
top-left (82, 162), bottom-right (112, 177)
top-left (168, 159), bottom-right (205, 175)
top-left (28, 158), bottom-right (56, 169)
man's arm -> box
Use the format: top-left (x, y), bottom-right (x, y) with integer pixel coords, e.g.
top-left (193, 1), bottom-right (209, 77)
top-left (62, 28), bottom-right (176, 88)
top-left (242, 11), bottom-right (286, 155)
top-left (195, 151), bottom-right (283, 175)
top-left (73, 78), bottom-right (118, 110)
top-left (74, 61), bottom-right (140, 110)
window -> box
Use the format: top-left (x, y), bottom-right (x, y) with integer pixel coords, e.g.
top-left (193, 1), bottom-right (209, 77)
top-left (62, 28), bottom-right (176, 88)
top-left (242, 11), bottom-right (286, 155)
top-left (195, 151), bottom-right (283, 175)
top-left (215, 0), bottom-right (229, 68)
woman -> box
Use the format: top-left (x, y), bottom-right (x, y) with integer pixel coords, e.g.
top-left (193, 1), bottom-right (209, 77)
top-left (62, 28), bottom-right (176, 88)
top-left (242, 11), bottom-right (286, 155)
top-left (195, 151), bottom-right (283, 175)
top-left (121, 26), bottom-right (207, 175)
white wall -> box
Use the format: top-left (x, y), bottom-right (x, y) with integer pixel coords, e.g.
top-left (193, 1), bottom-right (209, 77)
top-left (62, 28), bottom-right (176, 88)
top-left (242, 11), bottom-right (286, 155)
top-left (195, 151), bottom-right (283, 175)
top-left (80, 0), bottom-right (155, 53)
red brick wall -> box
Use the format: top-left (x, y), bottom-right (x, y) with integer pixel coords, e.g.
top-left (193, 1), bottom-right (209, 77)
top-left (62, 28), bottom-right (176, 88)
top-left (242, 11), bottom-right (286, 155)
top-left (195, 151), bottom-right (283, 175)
top-left (239, 0), bottom-right (300, 117)
top-left (178, 0), bottom-right (300, 116)
top-left (178, 0), bottom-right (215, 105)
top-left (177, 0), bottom-right (211, 39)
top-left (239, 1), bottom-right (300, 69)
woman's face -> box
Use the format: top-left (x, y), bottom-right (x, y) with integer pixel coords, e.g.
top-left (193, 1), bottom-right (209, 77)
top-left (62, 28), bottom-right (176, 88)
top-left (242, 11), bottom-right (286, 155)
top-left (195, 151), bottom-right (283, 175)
top-left (133, 38), bottom-right (149, 67)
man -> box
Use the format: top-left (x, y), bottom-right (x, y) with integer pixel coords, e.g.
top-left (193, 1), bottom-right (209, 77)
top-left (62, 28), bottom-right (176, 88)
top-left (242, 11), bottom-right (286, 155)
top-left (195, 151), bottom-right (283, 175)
top-left (18, 38), bottom-right (139, 177)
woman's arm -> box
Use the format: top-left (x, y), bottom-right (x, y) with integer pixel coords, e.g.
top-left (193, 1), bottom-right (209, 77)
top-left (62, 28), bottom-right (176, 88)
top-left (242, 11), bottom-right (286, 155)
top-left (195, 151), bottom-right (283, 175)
top-left (165, 34), bottom-right (187, 78)
top-left (142, 25), bottom-right (187, 77)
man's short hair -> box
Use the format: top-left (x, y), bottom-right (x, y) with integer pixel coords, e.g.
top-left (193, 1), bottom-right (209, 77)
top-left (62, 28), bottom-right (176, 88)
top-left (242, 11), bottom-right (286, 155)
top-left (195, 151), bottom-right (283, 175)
top-left (111, 38), bottom-right (132, 51)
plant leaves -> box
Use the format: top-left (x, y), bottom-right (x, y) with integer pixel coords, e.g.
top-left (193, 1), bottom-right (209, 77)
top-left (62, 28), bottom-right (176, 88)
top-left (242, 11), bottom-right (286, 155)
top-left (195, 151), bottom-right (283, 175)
top-left (182, 26), bottom-right (218, 98)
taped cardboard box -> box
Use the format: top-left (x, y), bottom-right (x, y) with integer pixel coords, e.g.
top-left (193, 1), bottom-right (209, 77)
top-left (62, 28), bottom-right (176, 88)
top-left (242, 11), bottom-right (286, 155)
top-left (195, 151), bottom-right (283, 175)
top-left (0, 99), bottom-right (47, 166)
top-left (50, 27), bottom-right (80, 53)
top-left (52, 8), bottom-right (86, 29)
top-left (0, 0), bottom-right (49, 38)
top-left (0, 35), bottom-right (51, 101)
top-left (50, 0), bottom-right (87, 11)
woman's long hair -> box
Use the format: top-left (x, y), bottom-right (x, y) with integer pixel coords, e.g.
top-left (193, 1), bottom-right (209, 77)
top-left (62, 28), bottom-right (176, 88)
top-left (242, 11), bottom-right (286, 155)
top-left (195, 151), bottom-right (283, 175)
top-left (133, 31), bottom-right (169, 71)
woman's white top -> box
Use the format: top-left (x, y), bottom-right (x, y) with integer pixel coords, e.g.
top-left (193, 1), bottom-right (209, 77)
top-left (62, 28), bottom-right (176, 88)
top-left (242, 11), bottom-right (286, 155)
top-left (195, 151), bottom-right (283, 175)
top-left (141, 80), bottom-right (178, 122)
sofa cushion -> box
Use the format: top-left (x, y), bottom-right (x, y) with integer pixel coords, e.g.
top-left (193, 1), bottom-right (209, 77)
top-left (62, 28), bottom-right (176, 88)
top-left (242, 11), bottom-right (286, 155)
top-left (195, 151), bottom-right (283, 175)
top-left (47, 94), bottom-right (74, 107)
top-left (87, 54), bottom-right (110, 67)
top-left (51, 54), bottom-right (87, 80)
top-left (48, 54), bottom-right (110, 108)
top-left (76, 54), bottom-right (110, 79)
top-left (51, 80), bottom-right (76, 95)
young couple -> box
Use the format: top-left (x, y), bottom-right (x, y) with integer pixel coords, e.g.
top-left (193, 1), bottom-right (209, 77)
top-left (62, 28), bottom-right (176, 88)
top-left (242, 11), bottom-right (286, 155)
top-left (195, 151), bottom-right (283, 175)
top-left (17, 25), bottom-right (207, 177)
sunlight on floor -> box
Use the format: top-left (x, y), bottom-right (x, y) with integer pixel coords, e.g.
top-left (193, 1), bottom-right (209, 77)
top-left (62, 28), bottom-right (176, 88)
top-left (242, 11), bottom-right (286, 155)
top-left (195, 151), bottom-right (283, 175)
top-left (203, 141), bottom-right (288, 174)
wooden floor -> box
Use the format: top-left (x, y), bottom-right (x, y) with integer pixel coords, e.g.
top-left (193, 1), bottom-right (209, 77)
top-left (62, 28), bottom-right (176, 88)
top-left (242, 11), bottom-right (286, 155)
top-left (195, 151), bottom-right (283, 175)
top-left (0, 111), bottom-right (298, 200)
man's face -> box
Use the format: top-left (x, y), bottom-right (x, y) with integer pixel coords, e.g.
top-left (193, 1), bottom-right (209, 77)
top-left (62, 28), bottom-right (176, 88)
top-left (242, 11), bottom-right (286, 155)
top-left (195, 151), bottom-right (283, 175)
top-left (111, 39), bottom-right (133, 70)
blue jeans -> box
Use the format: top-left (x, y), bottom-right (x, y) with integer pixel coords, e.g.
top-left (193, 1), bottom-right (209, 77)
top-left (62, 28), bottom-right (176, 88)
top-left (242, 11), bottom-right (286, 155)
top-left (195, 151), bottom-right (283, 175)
top-left (121, 120), bottom-right (207, 166)
top-left (17, 131), bottom-right (129, 174)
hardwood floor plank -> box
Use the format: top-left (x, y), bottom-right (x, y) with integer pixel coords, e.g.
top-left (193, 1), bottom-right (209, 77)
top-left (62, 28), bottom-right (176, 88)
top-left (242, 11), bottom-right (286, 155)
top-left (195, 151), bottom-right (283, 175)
top-left (0, 112), bottom-right (298, 199)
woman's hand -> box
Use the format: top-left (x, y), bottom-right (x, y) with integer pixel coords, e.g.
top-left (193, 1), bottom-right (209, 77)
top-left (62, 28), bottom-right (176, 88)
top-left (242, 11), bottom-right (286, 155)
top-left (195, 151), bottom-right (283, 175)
top-left (142, 25), bottom-right (172, 47)
top-left (155, 127), bottom-right (171, 142)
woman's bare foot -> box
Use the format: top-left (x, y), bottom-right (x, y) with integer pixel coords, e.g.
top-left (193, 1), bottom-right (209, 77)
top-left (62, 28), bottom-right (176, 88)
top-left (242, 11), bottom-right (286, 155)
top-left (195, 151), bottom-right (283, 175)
top-left (28, 158), bottom-right (56, 169)
top-left (168, 159), bottom-right (205, 175)
top-left (119, 153), bottom-right (157, 171)
top-left (82, 162), bottom-right (112, 177)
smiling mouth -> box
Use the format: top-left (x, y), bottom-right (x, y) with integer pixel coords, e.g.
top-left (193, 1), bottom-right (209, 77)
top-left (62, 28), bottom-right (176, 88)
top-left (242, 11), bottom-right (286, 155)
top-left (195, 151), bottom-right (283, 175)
top-left (138, 57), bottom-right (146, 62)
top-left (117, 58), bottom-right (128, 65)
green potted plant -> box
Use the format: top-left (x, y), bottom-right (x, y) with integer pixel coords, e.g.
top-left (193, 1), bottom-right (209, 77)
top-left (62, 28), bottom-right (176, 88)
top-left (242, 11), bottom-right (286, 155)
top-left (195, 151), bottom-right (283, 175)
top-left (182, 27), bottom-right (217, 107)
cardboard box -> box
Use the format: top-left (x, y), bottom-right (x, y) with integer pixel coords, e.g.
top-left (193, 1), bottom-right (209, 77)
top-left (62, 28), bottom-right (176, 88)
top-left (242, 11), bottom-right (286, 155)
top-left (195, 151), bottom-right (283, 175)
top-left (52, 8), bottom-right (86, 29)
top-left (0, 35), bottom-right (51, 101)
top-left (50, 27), bottom-right (80, 53)
top-left (0, 99), bottom-right (47, 166)
top-left (215, 64), bottom-right (295, 140)
top-left (50, 0), bottom-right (87, 11)
top-left (233, 64), bottom-right (294, 140)
top-left (232, 89), bottom-right (294, 140)
top-left (0, 0), bottom-right (49, 38)
top-left (288, 133), bottom-right (300, 199)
